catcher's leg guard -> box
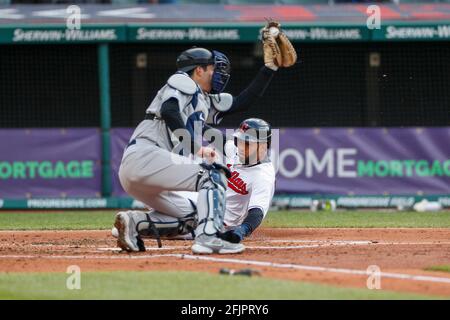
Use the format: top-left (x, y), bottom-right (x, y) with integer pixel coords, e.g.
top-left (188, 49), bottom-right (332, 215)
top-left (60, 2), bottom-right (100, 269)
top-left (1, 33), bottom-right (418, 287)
top-left (136, 211), bottom-right (198, 245)
top-left (195, 163), bottom-right (227, 236)
top-left (138, 213), bottom-right (162, 248)
top-left (192, 163), bottom-right (245, 254)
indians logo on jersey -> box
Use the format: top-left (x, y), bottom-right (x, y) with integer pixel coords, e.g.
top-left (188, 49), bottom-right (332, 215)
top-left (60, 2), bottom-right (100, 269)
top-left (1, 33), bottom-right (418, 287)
top-left (226, 164), bottom-right (249, 195)
top-left (239, 122), bottom-right (250, 132)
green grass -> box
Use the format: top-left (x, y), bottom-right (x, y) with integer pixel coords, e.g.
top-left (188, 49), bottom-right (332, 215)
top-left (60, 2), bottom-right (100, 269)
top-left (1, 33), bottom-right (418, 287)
top-left (263, 211), bottom-right (450, 228)
top-left (0, 271), bottom-right (437, 300)
top-left (0, 210), bottom-right (449, 230)
top-left (0, 211), bottom-right (116, 230)
top-left (425, 266), bottom-right (450, 273)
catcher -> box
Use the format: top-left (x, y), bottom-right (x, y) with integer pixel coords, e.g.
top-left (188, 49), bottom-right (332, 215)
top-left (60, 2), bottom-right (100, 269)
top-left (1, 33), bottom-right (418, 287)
top-left (114, 20), bottom-right (295, 254)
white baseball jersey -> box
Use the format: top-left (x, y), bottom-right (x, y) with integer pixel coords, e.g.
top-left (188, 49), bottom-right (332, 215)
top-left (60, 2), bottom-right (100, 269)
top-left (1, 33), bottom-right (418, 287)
top-left (176, 140), bottom-right (276, 227)
top-left (223, 141), bottom-right (276, 227)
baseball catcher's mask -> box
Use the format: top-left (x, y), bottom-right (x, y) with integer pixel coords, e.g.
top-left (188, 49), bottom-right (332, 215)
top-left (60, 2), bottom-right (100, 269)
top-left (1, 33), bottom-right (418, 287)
top-left (211, 50), bottom-right (231, 94)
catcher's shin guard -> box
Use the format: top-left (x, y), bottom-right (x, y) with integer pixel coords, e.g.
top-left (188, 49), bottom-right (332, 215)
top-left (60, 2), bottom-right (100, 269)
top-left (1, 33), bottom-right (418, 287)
top-left (195, 163), bottom-right (229, 236)
top-left (114, 210), bottom-right (162, 249)
top-left (140, 213), bottom-right (162, 248)
top-left (137, 212), bottom-right (197, 245)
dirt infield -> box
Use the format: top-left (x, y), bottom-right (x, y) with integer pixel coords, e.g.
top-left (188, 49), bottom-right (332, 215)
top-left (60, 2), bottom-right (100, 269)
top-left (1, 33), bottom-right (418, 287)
top-left (1, 228), bottom-right (450, 297)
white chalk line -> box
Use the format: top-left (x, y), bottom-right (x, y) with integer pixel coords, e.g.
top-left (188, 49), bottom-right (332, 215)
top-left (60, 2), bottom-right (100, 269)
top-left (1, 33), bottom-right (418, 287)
top-left (95, 245), bottom-right (325, 251)
top-left (98, 247), bottom-right (183, 252)
top-left (0, 254), bottom-right (171, 260)
top-left (61, 240), bottom-right (450, 251)
top-left (93, 242), bottom-right (394, 252)
top-left (1, 253), bottom-right (450, 285)
top-left (263, 240), bottom-right (450, 245)
top-left (176, 254), bottom-right (450, 285)
top-left (266, 240), bottom-right (374, 244)
top-left (3, 239), bottom-right (449, 247)
top-left (2, 240), bottom-right (450, 253)
top-left (249, 242), bottom-right (450, 249)
top-left (3, 239), bottom-right (450, 260)
top-left (2, 244), bottom-right (330, 252)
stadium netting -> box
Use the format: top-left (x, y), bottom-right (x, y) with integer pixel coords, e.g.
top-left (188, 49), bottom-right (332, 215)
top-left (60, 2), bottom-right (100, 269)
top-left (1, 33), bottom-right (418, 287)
top-left (0, 45), bottom-right (100, 128)
top-left (1, 42), bottom-right (449, 128)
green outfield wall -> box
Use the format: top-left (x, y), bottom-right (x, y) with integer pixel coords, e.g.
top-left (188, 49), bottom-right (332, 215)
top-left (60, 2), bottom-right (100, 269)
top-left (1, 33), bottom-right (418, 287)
top-left (1, 22), bottom-right (450, 44)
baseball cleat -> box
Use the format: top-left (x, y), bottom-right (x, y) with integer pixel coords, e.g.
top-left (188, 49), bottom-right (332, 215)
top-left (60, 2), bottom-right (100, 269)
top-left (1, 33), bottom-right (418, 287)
top-left (136, 237), bottom-right (146, 252)
top-left (112, 226), bottom-right (145, 251)
top-left (191, 234), bottom-right (245, 254)
top-left (114, 211), bottom-right (143, 252)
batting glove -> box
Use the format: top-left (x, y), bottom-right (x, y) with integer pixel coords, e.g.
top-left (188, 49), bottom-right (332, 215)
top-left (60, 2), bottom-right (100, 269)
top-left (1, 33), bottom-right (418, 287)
top-left (218, 224), bottom-right (251, 243)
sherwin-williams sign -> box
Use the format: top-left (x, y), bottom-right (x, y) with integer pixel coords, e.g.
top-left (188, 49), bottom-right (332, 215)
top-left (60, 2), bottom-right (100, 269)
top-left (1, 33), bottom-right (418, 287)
top-left (128, 25), bottom-right (367, 42)
top-left (373, 24), bottom-right (450, 41)
top-left (7, 23), bottom-right (450, 44)
top-left (0, 26), bottom-right (126, 44)
top-left (110, 128), bottom-right (450, 196)
top-left (0, 129), bottom-right (101, 198)
top-left (0, 24), bottom-right (369, 44)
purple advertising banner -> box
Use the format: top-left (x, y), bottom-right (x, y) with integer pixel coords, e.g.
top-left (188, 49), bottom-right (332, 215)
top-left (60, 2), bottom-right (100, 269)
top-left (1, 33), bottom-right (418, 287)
top-left (0, 129), bottom-right (101, 199)
top-left (276, 128), bottom-right (450, 195)
top-left (111, 127), bottom-right (450, 196)
top-left (110, 128), bottom-right (134, 197)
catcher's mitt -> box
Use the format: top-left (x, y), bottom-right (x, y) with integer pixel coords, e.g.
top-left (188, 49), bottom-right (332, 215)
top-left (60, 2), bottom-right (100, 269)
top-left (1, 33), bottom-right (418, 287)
top-left (261, 20), bottom-right (297, 68)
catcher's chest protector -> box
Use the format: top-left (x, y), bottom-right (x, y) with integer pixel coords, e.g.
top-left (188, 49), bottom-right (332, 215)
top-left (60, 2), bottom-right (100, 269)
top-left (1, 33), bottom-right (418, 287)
top-left (131, 72), bottom-right (212, 152)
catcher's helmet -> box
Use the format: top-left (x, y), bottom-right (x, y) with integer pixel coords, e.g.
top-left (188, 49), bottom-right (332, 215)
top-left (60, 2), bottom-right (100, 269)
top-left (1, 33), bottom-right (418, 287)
top-left (176, 47), bottom-right (231, 94)
top-left (233, 118), bottom-right (272, 146)
top-left (176, 47), bottom-right (214, 73)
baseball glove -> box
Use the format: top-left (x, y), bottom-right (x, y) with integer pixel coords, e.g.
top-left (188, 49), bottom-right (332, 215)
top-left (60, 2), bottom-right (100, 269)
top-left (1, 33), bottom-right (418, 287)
top-left (261, 19), bottom-right (297, 68)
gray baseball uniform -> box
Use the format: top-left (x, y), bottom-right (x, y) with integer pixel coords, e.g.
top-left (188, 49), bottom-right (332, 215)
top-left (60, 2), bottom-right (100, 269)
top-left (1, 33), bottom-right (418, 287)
top-left (119, 71), bottom-right (225, 238)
